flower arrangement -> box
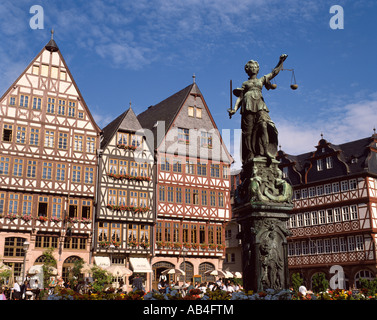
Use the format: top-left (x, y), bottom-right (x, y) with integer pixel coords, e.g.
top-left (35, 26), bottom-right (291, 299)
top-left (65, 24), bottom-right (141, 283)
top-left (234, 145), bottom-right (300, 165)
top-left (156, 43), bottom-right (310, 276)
top-left (81, 217), bottom-right (92, 224)
top-left (200, 243), bottom-right (209, 250)
top-left (209, 244), bottom-right (217, 250)
top-left (5, 213), bottom-right (18, 220)
top-left (67, 217), bottom-right (79, 223)
top-left (128, 240), bottom-right (138, 247)
top-left (50, 217), bottom-right (62, 223)
top-left (173, 242), bottom-right (183, 249)
top-left (139, 242), bottom-right (150, 249)
top-left (99, 240), bottom-right (121, 248)
top-left (156, 241), bottom-right (165, 249)
top-left (183, 243), bottom-right (191, 249)
top-left (191, 243), bottom-right (199, 249)
top-left (217, 244), bottom-right (225, 250)
top-left (116, 144), bottom-right (137, 151)
top-left (37, 215), bottom-right (49, 222)
top-left (20, 215), bottom-right (32, 222)
top-left (107, 172), bottom-right (151, 182)
top-left (106, 204), bottom-right (150, 213)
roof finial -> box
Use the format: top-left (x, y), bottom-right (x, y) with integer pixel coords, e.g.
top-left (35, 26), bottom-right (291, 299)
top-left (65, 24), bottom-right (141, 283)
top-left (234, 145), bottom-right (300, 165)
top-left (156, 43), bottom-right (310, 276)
top-left (320, 132), bottom-right (324, 139)
top-left (129, 100), bottom-right (132, 109)
top-left (373, 127), bottom-right (376, 135)
top-left (51, 29), bottom-right (54, 40)
top-left (192, 73), bottom-right (196, 84)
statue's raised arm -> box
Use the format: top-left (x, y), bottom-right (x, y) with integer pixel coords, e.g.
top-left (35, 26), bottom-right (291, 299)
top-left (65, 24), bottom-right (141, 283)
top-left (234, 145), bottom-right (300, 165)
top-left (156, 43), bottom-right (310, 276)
top-left (265, 54), bottom-right (288, 82)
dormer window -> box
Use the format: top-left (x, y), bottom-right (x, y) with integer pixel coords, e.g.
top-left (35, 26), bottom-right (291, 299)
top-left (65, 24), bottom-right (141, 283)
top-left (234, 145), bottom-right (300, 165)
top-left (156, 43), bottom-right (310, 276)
top-left (326, 156), bottom-right (333, 169)
top-left (317, 159), bottom-right (323, 171)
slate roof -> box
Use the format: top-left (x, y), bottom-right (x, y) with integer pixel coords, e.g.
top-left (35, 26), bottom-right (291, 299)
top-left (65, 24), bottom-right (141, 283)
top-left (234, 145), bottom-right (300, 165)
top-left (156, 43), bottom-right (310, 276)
top-left (101, 107), bottom-right (142, 149)
top-left (279, 134), bottom-right (377, 185)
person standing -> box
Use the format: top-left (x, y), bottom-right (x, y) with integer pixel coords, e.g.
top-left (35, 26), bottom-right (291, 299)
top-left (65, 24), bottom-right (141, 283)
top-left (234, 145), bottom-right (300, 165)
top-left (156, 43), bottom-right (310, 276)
top-left (12, 281), bottom-right (21, 300)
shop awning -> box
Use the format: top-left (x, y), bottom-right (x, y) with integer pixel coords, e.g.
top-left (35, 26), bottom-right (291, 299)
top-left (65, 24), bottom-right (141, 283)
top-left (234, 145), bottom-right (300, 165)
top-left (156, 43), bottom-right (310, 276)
top-left (129, 258), bottom-right (152, 273)
top-left (94, 256), bottom-right (111, 268)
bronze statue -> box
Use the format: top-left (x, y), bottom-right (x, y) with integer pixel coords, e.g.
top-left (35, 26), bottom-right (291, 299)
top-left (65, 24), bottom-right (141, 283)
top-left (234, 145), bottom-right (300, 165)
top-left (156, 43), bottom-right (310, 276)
top-left (228, 54), bottom-right (288, 164)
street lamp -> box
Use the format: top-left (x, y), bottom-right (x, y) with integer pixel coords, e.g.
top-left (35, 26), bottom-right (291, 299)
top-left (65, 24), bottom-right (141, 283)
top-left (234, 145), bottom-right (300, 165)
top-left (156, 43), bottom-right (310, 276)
top-left (22, 241), bottom-right (30, 282)
top-left (181, 247), bottom-right (188, 283)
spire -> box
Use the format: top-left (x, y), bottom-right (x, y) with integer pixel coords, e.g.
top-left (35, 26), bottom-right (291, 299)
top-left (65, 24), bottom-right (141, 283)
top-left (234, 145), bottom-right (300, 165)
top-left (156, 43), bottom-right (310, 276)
top-left (45, 29), bottom-right (59, 52)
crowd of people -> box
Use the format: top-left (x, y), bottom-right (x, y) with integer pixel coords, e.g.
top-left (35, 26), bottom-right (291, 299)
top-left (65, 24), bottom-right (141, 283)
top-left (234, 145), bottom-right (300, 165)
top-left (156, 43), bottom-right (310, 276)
top-left (157, 277), bottom-right (243, 296)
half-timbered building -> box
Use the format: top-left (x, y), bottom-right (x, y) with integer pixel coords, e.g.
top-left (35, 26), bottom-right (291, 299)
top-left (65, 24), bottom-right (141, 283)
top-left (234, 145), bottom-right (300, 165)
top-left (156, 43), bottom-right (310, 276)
top-left (94, 107), bottom-right (154, 290)
top-left (0, 35), bottom-right (101, 281)
top-left (277, 134), bottom-right (377, 289)
top-left (137, 81), bottom-right (233, 287)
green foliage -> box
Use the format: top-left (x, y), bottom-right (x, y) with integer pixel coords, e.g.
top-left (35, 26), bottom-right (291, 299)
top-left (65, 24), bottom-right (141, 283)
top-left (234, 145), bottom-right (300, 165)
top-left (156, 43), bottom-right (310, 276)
top-left (291, 272), bottom-right (303, 292)
top-left (41, 248), bottom-right (57, 289)
top-left (359, 278), bottom-right (377, 295)
top-left (90, 266), bottom-right (112, 293)
top-left (68, 258), bottom-right (84, 287)
top-left (311, 273), bottom-right (329, 293)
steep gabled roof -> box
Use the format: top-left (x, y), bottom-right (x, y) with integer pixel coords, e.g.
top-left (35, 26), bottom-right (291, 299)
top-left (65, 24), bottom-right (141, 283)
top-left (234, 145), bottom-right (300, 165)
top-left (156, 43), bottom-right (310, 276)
top-left (101, 107), bottom-right (142, 149)
top-left (137, 83), bottom-right (194, 135)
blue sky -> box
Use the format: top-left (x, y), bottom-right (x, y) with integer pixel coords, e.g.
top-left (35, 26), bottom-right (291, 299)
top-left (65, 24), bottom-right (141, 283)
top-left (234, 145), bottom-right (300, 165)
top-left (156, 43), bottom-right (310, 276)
top-left (1, 0), bottom-right (376, 169)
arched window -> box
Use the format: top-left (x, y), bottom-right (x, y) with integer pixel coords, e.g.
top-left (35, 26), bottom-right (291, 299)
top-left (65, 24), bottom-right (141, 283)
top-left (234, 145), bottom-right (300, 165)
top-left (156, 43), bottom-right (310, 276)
top-left (199, 262), bottom-right (215, 282)
top-left (355, 270), bottom-right (375, 288)
top-left (62, 256), bottom-right (83, 282)
top-left (179, 261), bottom-right (194, 282)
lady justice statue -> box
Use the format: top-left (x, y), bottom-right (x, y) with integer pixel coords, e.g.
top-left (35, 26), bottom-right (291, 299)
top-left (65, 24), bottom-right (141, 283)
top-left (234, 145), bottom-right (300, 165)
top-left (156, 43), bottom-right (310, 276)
top-left (228, 54), bottom-right (288, 165)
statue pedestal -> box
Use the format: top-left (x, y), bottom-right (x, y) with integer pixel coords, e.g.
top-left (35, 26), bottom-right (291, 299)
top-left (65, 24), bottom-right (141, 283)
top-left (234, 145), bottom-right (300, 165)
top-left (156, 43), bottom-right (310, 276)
top-left (234, 157), bottom-right (293, 292)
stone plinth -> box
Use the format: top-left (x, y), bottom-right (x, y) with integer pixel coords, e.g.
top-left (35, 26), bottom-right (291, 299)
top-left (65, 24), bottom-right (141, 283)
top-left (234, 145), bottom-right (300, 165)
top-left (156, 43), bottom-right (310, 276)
top-left (234, 157), bottom-right (293, 292)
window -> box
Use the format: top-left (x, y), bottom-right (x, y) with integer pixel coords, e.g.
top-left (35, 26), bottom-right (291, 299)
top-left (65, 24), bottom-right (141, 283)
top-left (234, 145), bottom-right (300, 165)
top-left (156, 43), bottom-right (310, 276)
top-left (140, 162), bottom-right (148, 177)
top-left (4, 237), bottom-right (27, 257)
top-left (185, 188), bottom-right (191, 204)
top-left (167, 186), bottom-right (174, 203)
top-left (301, 189), bottom-right (307, 199)
top-left (210, 191), bottom-right (216, 206)
top-left (13, 158), bottom-right (23, 177)
top-left (218, 192), bottom-right (224, 207)
top-left (334, 208), bottom-right (342, 222)
top-left (290, 215), bottom-right (297, 228)
top-left (161, 157), bottom-right (170, 171)
top-left (111, 223), bottom-right (121, 242)
top-left (32, 97), bottom-right (42, 110)
top-left (19, 95), bottom-right (29, 108)
top-left (351, 205), bottom-right (358, 220)
top-left (341, 181), bottom-right (349, 192)
top-left (193, 189), bottom-right (199, 205)
top-left (348, 236), bottom-right (355, 251)
top-left (349, 179), bottom-right (357, 190)
top-left (85, 167), bottom-right (94, 184)
top-left (297, 214), bottom-right (304, 227)
top-left (327, 209), bottom-right (333, 223)
top-left (117, 132), bottom-right (128, 145)
top-left (311, 211), bottom-right (318, 225)
top-left (325, 184), bottom-right (332, 195)
top-left (185, 161), bottom-right (195, 174)
top-left (339, 237), bottom-right (347, 252)
top-left (199, 225), bottom-right (206, 243)
top-left (30, 128), bottom-right (40, 146)
top-left (332, 182), bottom-right (340, 193)
top-left (295, 242), bottom-right (301, 256)
top-left (202, 190), bottom-right (207, 206)
top-left (222, 165), bottom-right (229, 179)
top-left (130, 134), bottom-right (142, 148)
top-left (58, 99), bottom-right (66, 115)
top-left (47, 97), bottom-right (55, 113)
top-left (42, 162), bottom-right (53, 180)
top-left (3, 124), bottom-right (13, 142)
top-left (304, 212), bottom-right (311, 226)
top-left (56, 164), bottom-right (66, 181)
top-left (38, 197), bottom-right (49, 217)
top-left (164, 223), bottom-right (171, 242)
top-left (60, 70), bottom-right (66, 80)
top-left (118, 190), bottom-right (127, 206)
top-left (139, 192), bottom-right (148, 208)
top-left (201, 132), bottom-right (213, 148)
top-left (109, 159), bottom-right (118, 174)
top-left (72, 165), bottom-right (81, 183)
top-left (26, 160), bottom-right (37, 178)
top-left (326, 157), bottom-right (333, 169)
top-left (342, 206), bottom-right (350, 221)
top-left (216, 226), bottom-right (222, 244)
top-left (302, 241), bottom-right (308, 255)
top-left (140, 225), bottom-right (150, 244)
top-left (119, 160), bottom-right (127, 175)
top-left (69, 199), bottom-right (78, 218)
top-left (188, 106), bottom-right (194, 117)
top-left (22, 195), bottom-right (32, 215)
top-left (16, 126), bottom-right (26, 144)
top-left (74, 135), bottom-right (83, 152)
top-left (196, 108), bottom-right (202, 118)
top-left (41, 64), bottom-right (49, 76)
top-left (316, 185), bottom-right (324, 196)
top-left (130, 191), bottom-right (138, 207)
top-left (8, 194), bottom-right (19, 214)
top-left (317, 240), bottom-right (324, 254)
top-left (159, 186), bottom-right (165, 202)
top-left (308, 187), bottom-right (316, 198)
top-left (130, 161), bottom-right (139, 177)
top-left (108, 189), bottom-right (117, 205)
top-left (191, 225), bottom-right (197, 243)
top-left (309, 240), bottom-right (316, 255)
top-left (210, 164), bottom-right (220, 178)
top-left (156, 222), bottom-right (162, 242)
top-left (182, 224), bottom-right (189, 243)
top-left (32, 65), bottom-right (39, 75)
top-left (317, 159), bottom-right (323, 171)
top-left (98, 222), bottom-right (109, 242)
top-left (176, 187), bottom-right (182, 203)
top-left (44, 130), bottom-right (55, 148)
top-left (52, 198), bottom-right (62, 219)
top-left (355, 235), bottom-right (364, 251)
top-left (178, 128), bottom-right (189, 144)
top-left (197, 162), bottom-right (207, 176)
top-left (68, 101), bottom-right (76, 117)
top-left (319, 210), bottom-right (326, 224)
top-left (58, 132), bottom-right (68, 149)
top-left (86, 137), bottom-right (95, 153)
top-left (173, 160), bottom-right (182, 173)
top-left (9, 96), bottom-right (16, 106)
top-left (173, 223), bottom-right (180, 243)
